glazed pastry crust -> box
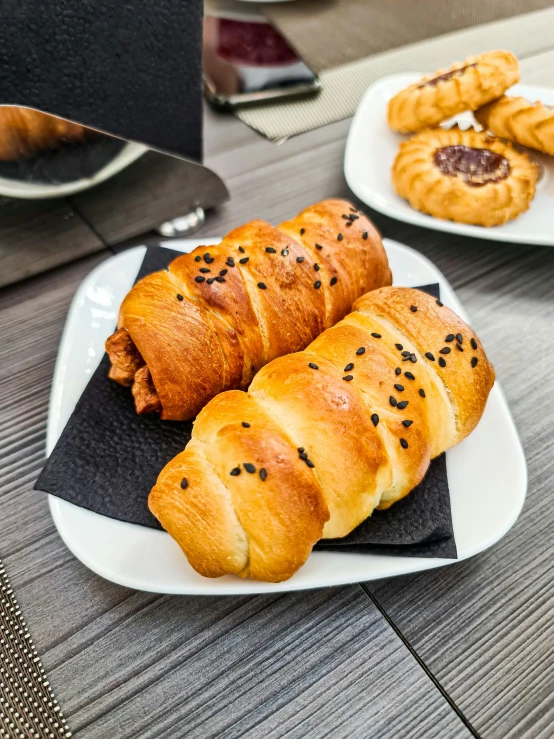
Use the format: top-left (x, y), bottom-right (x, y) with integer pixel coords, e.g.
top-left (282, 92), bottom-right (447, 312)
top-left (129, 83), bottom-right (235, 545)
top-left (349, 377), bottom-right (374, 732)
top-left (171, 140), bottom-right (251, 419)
top-left (388, 50), bottom-right (519, 133)
top-left (392, 126), bottom-right (538, 227)
top-left (475, 95), bottom-right (554, 155)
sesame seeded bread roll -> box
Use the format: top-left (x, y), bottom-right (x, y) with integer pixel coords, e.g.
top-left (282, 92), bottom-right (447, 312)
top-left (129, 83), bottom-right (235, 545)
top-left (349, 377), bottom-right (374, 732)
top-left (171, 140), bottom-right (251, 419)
top-left (106, 199), bottom-right (391, 420)
top-left (149, 287), bottom-right (495, 582)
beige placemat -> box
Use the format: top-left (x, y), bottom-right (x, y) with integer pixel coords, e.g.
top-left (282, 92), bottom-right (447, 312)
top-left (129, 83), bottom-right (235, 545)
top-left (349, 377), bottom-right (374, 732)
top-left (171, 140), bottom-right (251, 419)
top-left (237, 7), bottom-right (554, 141)
top-left (264, 0), bottom-right (554, 73)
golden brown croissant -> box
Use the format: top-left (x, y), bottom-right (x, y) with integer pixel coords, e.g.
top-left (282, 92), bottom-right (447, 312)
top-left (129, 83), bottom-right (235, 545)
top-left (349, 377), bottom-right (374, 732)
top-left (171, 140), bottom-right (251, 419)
top-left (149, 287), bottom-right (495, 582)
top-left (0, 106), bottom-right (88, 160)
top-left (106, 199), bottom-right (391, 421)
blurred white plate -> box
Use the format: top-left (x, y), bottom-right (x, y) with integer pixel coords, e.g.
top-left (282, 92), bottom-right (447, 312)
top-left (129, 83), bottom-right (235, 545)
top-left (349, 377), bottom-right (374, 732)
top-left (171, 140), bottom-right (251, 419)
top-left (345, 74), bottom-right (554, 245)
top-left (46, 239), bottom-right (526, 594)
top-left (0, 141), bottom-right (147, 200)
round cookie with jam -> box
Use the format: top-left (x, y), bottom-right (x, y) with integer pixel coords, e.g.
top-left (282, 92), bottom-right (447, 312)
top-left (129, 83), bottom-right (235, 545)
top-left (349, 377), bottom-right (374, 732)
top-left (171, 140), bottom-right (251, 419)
top-left (391, 126), bottom-right (539, 227)
top-left (475, 96), bottom-right (554, 155)
top-left (388, 50), bottom-right (519, 134)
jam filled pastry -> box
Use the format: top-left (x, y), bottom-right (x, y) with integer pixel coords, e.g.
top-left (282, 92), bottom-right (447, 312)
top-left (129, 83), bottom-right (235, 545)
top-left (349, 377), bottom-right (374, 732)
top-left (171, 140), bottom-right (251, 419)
top-left (475, 96), bottom-right (554, 156)
top-left (392, 126), bottom-right (539, 227)
top-left (387, 50), bottom-right (519, 133)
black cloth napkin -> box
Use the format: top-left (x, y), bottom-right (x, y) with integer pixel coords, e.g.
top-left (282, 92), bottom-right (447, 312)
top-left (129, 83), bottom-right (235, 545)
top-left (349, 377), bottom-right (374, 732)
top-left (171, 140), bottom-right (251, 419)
top-left (36, 246), bottom-right (457, 559)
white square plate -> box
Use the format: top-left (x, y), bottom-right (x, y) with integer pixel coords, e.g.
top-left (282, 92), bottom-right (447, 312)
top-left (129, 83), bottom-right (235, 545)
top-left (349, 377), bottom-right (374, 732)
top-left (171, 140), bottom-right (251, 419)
top-left (345, 74), bottom-right (554, 245)
top-left (46, 239), bottom-right (526, 594)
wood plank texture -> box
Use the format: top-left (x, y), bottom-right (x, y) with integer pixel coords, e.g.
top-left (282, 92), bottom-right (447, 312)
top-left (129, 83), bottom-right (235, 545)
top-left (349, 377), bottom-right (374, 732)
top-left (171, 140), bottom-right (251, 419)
top-left (0, 44), bottom-right (553, 739)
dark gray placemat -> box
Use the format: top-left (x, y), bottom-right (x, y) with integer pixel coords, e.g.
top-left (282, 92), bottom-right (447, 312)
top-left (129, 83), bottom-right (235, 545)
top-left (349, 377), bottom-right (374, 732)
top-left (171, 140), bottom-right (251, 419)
top-left (0, 558), bottom-right (71, 738)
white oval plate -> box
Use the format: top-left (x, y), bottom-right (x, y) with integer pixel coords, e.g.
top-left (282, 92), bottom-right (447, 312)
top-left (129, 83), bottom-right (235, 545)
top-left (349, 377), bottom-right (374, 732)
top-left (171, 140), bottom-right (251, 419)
top-left (345, 74), bottom-right (554, 246)
top-left (46, 238), bottom-right (526, 594)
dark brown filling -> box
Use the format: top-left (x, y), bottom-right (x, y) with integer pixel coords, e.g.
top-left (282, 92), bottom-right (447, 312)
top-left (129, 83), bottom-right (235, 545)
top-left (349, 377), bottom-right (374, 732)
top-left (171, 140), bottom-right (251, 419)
top-left (434, 145), bottom-right (510, 187)
top-left (419, 63), bottom-right (477, 88)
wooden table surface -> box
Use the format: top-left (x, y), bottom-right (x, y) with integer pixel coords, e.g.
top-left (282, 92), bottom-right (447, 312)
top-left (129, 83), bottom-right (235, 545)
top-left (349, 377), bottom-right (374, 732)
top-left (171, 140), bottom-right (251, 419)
top-left (1, 52), bottom-right (553, 738)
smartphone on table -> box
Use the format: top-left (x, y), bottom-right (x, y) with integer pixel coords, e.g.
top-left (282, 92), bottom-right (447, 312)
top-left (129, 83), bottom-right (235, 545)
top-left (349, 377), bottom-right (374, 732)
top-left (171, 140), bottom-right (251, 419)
top-left (203, 10), bottom-right (321, 109)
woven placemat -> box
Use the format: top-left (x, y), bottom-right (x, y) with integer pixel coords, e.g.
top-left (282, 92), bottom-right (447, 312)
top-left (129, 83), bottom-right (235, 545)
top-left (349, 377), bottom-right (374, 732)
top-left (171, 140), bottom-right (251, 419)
top-left (0, 560), bottom-right (71, 739)
top-left (237, 7), bottom-right (554, 140)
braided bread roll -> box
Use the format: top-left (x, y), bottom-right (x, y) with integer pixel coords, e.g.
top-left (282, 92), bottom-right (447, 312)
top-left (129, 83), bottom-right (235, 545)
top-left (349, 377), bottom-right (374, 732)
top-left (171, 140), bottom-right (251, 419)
top-left (0, 107), bottom-right (88, 160)
top-left (149, 287), bottom-right (495, 582)
top-left (106, 200), bottom-right (391, 420)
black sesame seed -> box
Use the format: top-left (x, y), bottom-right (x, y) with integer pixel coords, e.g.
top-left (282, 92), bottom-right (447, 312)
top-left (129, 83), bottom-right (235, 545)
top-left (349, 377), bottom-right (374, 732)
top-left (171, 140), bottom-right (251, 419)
top-left (345, 221), bottom-right (353, 227)
top-left (471, 357), bottom-right (478, 368)
top-left (206, 278), bottom-right (215, 284)
top-left (195, 276), bottom-right (205, 283)
top-left (258, 282), bottom-right (267, 290)
top-left (306, 459), bottom-right (315, 468)
top-left (397, 400), bottom-right (409, 410)
top-left (356, 347), bottom-right (365, 355)
top-left (204, 253), bottom-right (213, 263)
top-left (297, 256), bottom-right (304, 263)
top-left (194, 255), bottom-right (201, 262)
top-left (244, 463), bottom-right (256, 474)
top-left (394, 384), bottom-right (404, 392)
top-left (439, 347), bottom-right (451, 355)
top-left (239, 257), bottom-right (249, 264)
top-left (410, 305), bottom-right (418, 312)
top-left (220, 269), bottom-right (228, 276)
top-left (242, 422), bottom-right (250, 428)
top-left (371, 413), bottom-right (379, 427)
top-left (266, 247), bottom-right (276, 253)
top-left (226, 257), bottom-right (235, 267)
top-left (297, 447), bottom-right (304, 453)
top-left (471, 338), bottom-right (478, 350)
top-left (362, 231), bottom-right (368, 240)
top-left (260, 468), bottom-right (267, 481)
top-left (400, 438), bottom-right (409, 449)
top-left (401, 350), bottom-right (411, 357)
top-left (342, 214), bottom-right (350, 220)
top-left (389, 396), bottom-right (397, 407)
top-left (238, 246), bottom-right (245, 253)
top-left (180, 477), bottom-right (188, 489)
top-left (395, 344), bottom-right (404, 351)
top-left (405, 371), bottom-right (415, 380)
top-left (230, 467), bottom-right (240, 476)
top-left (300, 228), bottom-right (305, 236)
top-left (456, 343), bottom-right (464, 352)
top-left (315, 243), bottom-right (323, 250)
top-left (337, 233), bottom-right (343, 241)
top-left (445, 334), bottom-right (454, 342)
top-left (215, 276), bottom-right (226, 283)
top-left (425, 352), bottom-right (435, 361)
top-left (309, 362), bottom-right (319, 370)
top-left (439, 357), bottom-right (446, 368)
top-left (177, 294), bottom-right (184, 301)
top-left (330, 277), bottom-right (338, 286)
top-left (314, 280), bottom-right (321, 289)
top-left (349, 214), bottom-right (359, 221)
top-left (199, 267), bottom-right (210, 273)
top-left (314, 263), bottom-right (320, 271)
top-left (410, 354), bottom-right (417, 363)
top-left (343, 375), bottom-right (354, 381)
top-left (371, 332), bottom-right (382, 338)
top-left (281, 249), bottom-right (289, 256)
top-left (395, 367), bottom-right (401, 375)
top-left (456, 333), bottom-right (463, 344)
top-left (436, 299), bottom-right (443, 306)
top-left (344, 363), bottom-right (354, 372)
top-left (299, 452), bottom-right (308, 460)
top-left (402, 420), bottom-right (413, 427)
top-left (419, 388), bottom-right (426, 398)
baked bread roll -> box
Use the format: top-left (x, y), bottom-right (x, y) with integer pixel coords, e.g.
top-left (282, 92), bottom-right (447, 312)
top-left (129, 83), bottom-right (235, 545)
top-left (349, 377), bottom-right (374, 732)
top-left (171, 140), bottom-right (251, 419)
top-left (106, 200), bottom-right (391, 420)
top-left (149, 287), bottom-right (495, 582)
top-left (0, 107), bottom-right (88, 160)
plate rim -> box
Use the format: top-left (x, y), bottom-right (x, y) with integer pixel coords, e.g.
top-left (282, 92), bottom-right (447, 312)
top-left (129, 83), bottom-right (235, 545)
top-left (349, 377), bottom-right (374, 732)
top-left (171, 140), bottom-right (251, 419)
top-left (45, 238), bottom-right (527, 594)
top-left (344, 74), bottom-right (554, 246)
